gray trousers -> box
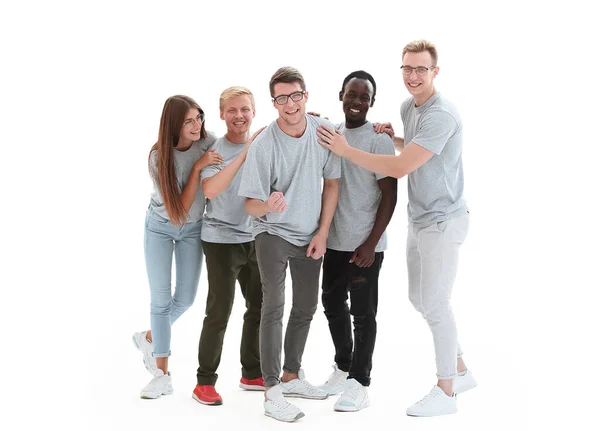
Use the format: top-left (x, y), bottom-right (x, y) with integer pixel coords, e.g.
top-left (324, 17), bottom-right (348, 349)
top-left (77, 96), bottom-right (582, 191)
top-left (254, 232), bottom-right (322, 387)
top-left (407, 213), bottom-right (469, 379)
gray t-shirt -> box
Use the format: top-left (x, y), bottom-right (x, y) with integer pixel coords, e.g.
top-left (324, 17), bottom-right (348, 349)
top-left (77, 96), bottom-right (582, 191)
top-left (200, 137), bottom-right (254, 244)
top-left (327, 122), bottom-right (395, 252)
top-left (401, 92), bottom-right (468, 227)
top-left (149, 132), bottom-right (217, 223)
top-left (238, 115), bottom-right (341, 246)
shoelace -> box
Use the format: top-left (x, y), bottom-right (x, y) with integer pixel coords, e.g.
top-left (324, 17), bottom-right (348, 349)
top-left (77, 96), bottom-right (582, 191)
top-left (297, 379), bottom-right (324, 395)
top-left (269, 396), bottom-right (299, 412)
top-left (346, 385), bottom-right (362, 399)
top-left (416, 390), bottom-right (440, 406)
top-left (145, 374), bottom-right (169, 391)
top-left (326, 368), bottom-right (346, 386)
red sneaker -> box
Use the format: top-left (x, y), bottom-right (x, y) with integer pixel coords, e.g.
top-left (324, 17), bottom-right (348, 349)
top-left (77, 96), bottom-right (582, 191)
top-left (192, 385), bottom-right (223, 406)
top-left (239, 376), bottom-right (264, 391)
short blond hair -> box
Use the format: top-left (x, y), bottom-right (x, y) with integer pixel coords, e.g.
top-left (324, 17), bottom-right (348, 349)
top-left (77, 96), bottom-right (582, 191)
top-left (402, 40), bottom-right (438, 65)
top-left (219, 86), bottom-right (255, 111)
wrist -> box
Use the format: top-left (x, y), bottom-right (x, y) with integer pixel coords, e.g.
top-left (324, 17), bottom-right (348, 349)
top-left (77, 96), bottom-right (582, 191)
top-left (316, 229), bottom-right (328, 239)
top-left (363, 237), bottom-right (378, 248)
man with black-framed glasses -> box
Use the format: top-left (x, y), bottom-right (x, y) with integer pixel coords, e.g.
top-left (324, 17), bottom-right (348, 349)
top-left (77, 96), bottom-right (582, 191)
top-left (238, 66), bottom-right (341, 422)
top-left (317, 40), bottom-right (476, 417)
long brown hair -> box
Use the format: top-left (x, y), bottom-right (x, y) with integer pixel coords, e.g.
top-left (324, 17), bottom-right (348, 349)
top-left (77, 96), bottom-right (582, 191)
top-left (149, 95), bottom-right (206, 225)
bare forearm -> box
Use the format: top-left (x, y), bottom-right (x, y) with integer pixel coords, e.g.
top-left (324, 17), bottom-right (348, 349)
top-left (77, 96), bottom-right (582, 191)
top-left (203, 153), bottom-right (245, 199)
top-left (318, 180), bottom-right (339, 236)
top-left (365, 184), bottom-right (397, 246)
top-left (345, 147), bottom-right (406, 179)
top-left (181, 167), bottom-right (202, 213)
top-left (393, 137), bottom-right (405, 152)
top-left (245, 198), bottom-right (270, 218)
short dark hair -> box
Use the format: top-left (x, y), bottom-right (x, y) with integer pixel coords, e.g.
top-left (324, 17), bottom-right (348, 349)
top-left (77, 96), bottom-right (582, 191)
top-left (269, 67), bottom-right (306, 97)
top-left (340, 70), bottom-right (377, 99)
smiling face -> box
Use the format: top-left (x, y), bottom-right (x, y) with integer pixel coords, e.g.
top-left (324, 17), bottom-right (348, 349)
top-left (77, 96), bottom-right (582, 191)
top-left (340, 77), bottom-right (374, 128)
top-left (402, 51), bottom-right (438, 103)
top-left (179, 108), bottom-right (203, 145)
top-left (272, 82), bottom-right (308, 127)
top-left (220, 94), bottom-right (254, 137)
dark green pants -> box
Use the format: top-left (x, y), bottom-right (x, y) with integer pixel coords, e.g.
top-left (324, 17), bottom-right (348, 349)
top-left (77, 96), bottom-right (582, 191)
top-left (196, 241), bottom-right (263, 385)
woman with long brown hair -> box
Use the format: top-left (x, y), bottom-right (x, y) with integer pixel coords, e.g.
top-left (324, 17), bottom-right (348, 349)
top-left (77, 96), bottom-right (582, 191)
top-left (132, 95), bottom-right (223, 399)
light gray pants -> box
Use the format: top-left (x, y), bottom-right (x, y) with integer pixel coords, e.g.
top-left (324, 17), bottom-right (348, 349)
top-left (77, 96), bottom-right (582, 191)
top-left (407, 213), bottom-right (469, 379)
top-left (255, 233), bottom-right (322, 387)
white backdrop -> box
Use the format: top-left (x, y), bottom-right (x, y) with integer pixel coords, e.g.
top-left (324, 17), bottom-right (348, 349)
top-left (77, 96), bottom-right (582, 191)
top-left (1, 1), bottom-right (598, 430)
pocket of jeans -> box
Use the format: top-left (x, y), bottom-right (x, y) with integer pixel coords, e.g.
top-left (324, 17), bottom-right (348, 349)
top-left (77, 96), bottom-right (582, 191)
top-left (148, 209), bottom-right (169, 224)
top-left (433, 220), bottom-right (448, 233)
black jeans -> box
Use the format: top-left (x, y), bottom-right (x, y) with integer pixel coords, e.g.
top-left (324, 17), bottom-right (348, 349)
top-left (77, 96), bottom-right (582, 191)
top-left (321, 248), bottom-right (383, 387)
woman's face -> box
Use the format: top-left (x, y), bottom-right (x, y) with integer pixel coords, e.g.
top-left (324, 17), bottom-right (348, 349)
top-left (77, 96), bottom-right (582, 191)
top-left (179, 108), bottom-right (203, 143)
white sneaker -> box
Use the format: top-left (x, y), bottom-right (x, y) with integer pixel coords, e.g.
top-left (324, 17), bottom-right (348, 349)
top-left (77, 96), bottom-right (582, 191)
top-left (406, 386), bottom-right (457, 417)
top-left (319, 364), bottom-right (349, 395)
top-left (264, 385), bottom-right (305, 422)
top-left (280, 369), bottom-right (328, 400)
top-left (140, 370), bottom-right (173, 399)
top-left (454, 369), bottom-right (477, 394)
top-left (132, 331), bottom-right (158, 375)
top-left (334, 378), bottom-right (370, 412)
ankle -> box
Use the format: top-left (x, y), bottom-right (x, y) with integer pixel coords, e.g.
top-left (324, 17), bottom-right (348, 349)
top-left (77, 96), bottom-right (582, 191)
top-left (281, 372), bottom-right (298, 383)
top-left (437, 380), bottom-right (454, 397)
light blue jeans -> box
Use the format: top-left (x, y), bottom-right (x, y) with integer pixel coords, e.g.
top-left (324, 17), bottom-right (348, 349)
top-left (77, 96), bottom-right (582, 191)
top-left (144, 208), bottom-right (204, 357)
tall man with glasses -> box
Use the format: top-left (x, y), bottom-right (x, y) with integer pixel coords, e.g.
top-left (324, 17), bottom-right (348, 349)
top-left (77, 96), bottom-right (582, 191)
top-left (238, 66), bottom-right (341, 422)
top-left (317, 40), bottom-right (476, 417)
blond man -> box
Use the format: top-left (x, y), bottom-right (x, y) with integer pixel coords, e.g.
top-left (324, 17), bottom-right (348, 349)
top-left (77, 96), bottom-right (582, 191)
top-left (318, 41), bottom-right (476, 417)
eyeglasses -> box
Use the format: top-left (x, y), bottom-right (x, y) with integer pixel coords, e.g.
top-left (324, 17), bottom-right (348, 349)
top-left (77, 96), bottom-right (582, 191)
top-left (273, 91), bottom-right (306, 105)
top-left (401, 66), bottom-right (436, 76)
top-left (183, 112), bottom-right (205, 127)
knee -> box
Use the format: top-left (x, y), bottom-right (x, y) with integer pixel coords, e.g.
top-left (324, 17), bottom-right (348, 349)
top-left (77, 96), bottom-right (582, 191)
top-left (411, 295), bottom-right (452, 322)
top-left (262, 301), bottom-right (285, 321)
top-left (322, 292), bottom-right (348, 314)
top-left (150, 301), bottom-right (171, 316)
top-left (408, 291), bottom-right (422, 312)
top-left (291, 303), bottom-right (317, 319)
top-left (173, 296), bottom-right (194, 312)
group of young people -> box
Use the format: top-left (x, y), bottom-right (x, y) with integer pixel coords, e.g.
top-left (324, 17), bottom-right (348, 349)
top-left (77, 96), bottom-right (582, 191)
top-left (132, 39), bottom-right (477, 422)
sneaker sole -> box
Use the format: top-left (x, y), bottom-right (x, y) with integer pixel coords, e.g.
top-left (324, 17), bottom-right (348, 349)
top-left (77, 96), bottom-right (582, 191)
top-left (239, 383), bottom-right (264, 391)
top-left (406, 408), bottom-right (457, 417)
top-left (281, 392), bottom-right (328, 400)
top-left (140, 389), bottom-right (173, 400)
top-left (192, 393), bottom-right (223, 406)
top-left (264, 411), bottom-right (305, 422)
top-left (320, 387), bottom-right (345, 396)
top-left (334, 400), bottom-right (370, 412)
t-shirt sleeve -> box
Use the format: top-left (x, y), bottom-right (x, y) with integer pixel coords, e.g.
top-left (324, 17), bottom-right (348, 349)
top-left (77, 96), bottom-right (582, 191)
top-left (149, 150), bottom-right (160, 189)
top-left (372, 133), bottom-right (396, 180)
top-left (238, 143), bottom-right (271, 201)
top-left (200, 141), bottom-right (220, 182)
top-left (411, 110), bottom-right (458, 155)
top-left (200, 165), bottom-right (220, 182)
top-left (323, 150), bottom-right (341, 180)
top-left (319, 118), bottom-right (341, 180)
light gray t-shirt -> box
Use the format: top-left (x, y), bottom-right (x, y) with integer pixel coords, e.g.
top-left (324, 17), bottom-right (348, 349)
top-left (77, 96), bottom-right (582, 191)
top-left (149, 132), bottom-right (217, 223)
top-left (200, 137), bottom-right (254, 244)
top-left (327, 122), bottom-right (395, 252)
top-left (402, 92), bottom-right (468, 227)
top-left (238, 115), bottom-right (342, 246)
